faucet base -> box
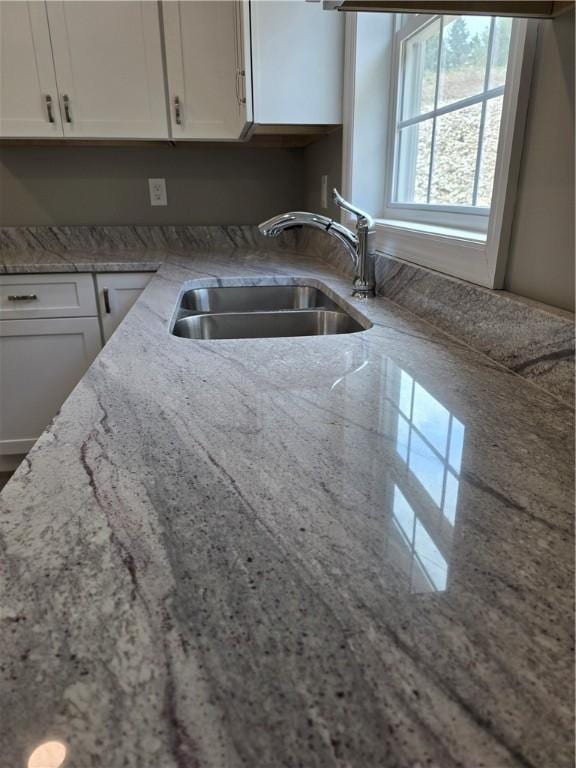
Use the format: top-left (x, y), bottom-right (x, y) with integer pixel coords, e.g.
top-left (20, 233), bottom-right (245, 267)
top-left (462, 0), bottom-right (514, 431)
top-left (352, 288), bottom-right (375, 300)
top-left (352, 277), bottom-right (375, 300)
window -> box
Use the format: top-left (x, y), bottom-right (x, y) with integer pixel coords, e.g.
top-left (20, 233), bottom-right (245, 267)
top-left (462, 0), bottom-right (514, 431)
top-left (392, 14), bottom-right (513, 215)
top-left (342, 11), bottom-right (535, 286)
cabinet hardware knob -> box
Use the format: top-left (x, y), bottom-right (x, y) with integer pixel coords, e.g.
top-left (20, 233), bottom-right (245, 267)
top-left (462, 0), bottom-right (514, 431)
top-left (63, 94), bottom-right (72, 123)
top-left (174, 96), bottom-right (182, 126)
top-left (236, 71), bottom-right (246, 106)
top-left (7, 294), bottom-right (38, 301)
top-left (45, 95), bottom-right (55, 124)
top-left (103, 288), bottom-right (112, 314)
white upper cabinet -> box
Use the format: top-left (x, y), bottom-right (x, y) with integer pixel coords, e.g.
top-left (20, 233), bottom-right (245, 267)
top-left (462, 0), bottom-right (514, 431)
top-left (0, 0), bottom-right (344, 141)
top-left (0, 2), bottom-right (63, 137)
top-left (250, 0), bottom-right (344, 125)
top-left (45, 1), bottom-right (168, 139)
top-left (163, 0), bottom-right (251, 140)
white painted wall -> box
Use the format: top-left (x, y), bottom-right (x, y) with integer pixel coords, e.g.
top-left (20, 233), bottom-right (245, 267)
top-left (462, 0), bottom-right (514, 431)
top-left (504, 9), bottom-right (575, 311)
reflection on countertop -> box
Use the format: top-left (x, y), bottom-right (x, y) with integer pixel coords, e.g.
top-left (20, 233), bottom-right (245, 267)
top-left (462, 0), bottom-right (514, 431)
top-left (0, 248), bottom-right (573, 768)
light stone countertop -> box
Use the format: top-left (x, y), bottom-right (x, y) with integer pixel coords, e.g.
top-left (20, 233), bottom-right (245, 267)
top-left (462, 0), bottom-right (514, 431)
top-left (0, 247), bottom-right (573, 768)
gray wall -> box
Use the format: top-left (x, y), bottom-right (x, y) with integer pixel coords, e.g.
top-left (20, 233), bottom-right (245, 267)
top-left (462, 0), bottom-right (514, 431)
top-left (305, 128), bottom-right (343, 219)
top-left (0, 144), bottom-right (305, 226)
top-left (504, 10), bottom-right (575, 311)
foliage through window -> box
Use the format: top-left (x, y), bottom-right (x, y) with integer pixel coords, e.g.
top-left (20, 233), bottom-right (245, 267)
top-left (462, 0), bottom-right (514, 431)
top-left (392, 14), bottom-right (513, 213)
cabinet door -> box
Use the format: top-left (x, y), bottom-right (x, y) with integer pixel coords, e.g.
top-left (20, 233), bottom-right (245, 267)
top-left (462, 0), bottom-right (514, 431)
top-left (251, 0), bottom-right (344, 125)
top-left (163, 1), bottom-right (251, 140)
top-left (0, 317), bottom-right (101, 456)
top-left (95, 272), bottom-right (153, 342)
top-left (45, 1), bottom-right (168, 139)
top-left (0, 1), bottom-right (63, 137)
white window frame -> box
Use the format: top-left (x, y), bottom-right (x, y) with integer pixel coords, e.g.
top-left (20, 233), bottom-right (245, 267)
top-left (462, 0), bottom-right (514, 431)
top-left (341, 11), bottom-right (537, 288)
top-left (386, 13), bottom-right (509, 230)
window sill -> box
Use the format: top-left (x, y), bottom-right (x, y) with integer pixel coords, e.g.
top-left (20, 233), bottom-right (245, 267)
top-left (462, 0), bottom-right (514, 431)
top-left (376, 218), bottom-right (487, 244)
top-left (373, 218), bottom-right (493, 287)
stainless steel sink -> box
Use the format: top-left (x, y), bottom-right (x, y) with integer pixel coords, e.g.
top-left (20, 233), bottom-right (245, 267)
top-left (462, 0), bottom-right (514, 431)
top-left (171, 283), bottom-right (371, 340)
top-left (176, 285), bottom-right (341, 318)
top-left (173, 310), bottom-right (365, 340)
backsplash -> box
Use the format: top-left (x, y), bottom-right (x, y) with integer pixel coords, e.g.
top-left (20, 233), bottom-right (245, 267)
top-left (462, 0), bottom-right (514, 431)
top-left (0, 223), bottom-right (573, 405)
top-left (297, 228), bottom-right (575, 406)
top-left (0, 224), bottom-right (298, 254)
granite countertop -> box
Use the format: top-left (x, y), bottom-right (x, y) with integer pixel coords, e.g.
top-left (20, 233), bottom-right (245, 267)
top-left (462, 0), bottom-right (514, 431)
top-left (0, 247), bottom-right (573, 768)
top-left (0, 246), bottom-right (166, 273)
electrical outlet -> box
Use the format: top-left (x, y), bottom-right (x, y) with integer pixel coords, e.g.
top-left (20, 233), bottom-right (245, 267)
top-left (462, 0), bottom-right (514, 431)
top-left (148, 178), bottom-right (167, 207)
top-left (320, 175), bottom-right (328, 209)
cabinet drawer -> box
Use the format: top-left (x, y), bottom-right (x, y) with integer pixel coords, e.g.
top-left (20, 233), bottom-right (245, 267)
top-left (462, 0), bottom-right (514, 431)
top-left (0, 274), bottom-right (97, 319)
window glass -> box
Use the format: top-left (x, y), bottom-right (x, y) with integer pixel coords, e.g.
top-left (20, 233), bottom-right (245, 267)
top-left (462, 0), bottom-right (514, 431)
top-left (396, 119), bottom-right (433, 203)
top-left (393, 14), bottom-right (512, 211)
top-left (429, 103), bottom-right (482, 205)
top-left (438, 15), bottom-right (491, 109)
top-left (401, 18), bottom-right (440, 120)
top-left (489, 17), bottom-right (513, 88)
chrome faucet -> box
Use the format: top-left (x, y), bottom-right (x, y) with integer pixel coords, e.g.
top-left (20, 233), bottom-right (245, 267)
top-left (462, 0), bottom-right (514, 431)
top-left (258, 189), bottom-right (376, 299)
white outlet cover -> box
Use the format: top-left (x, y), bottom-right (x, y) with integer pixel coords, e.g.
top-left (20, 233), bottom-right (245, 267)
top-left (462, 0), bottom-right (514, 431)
top-left (149, 178), bottom-right (167, 207)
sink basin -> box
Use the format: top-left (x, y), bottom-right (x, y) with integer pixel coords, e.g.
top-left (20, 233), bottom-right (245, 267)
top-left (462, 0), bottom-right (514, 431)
top-left (173, 310), bottom-right (365, 340)
top-left (177, 285), bottom-right (341, 318)
top-left (171, 282), bottom-right (371, 340)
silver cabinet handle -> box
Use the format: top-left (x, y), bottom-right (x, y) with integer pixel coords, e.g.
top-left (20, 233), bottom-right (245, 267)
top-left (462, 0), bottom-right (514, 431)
top-left (174, 96), bottom-right (182, 126)
top-left (62, 94), bottom-right (72, 123)
top-left (103, 288), bottom-right (111, 314)
top-left (236, 70), bottom-right (246, 106)
top-left (7, 294), bottom-right (38, 301)
top-left (45, 95), bottom-right (55, 123)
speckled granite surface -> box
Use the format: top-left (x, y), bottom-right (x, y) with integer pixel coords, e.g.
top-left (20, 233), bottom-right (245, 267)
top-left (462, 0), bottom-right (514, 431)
top-left (299, 228), bottom-right (575, 405)
top-left (0, 245), bottom-right (573, 768)
top-left (0, 224), bottom-right (297, 266)
top-left (1, 224), bottom-right (573, 405)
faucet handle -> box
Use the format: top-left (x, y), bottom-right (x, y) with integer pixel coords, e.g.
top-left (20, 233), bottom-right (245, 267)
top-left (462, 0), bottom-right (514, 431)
top-left (332, 189), bottom-right (374, 229)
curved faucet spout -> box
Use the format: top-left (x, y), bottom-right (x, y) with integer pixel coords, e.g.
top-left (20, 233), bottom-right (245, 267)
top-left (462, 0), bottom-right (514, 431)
top-left (258, 211), bottom-right (332, 237)
top-left (258, 212), bottom-right (359, 271)
top-left (258, 191), bottom-right (376, 299)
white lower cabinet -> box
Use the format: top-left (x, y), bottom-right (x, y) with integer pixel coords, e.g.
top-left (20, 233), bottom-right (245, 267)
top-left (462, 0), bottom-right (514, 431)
top-left (95, 272), bottom-right (153, 342)
top-left (0, 270), bottom-right (153, 462)
top-left (0, 316), bottom-right (101, 456)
